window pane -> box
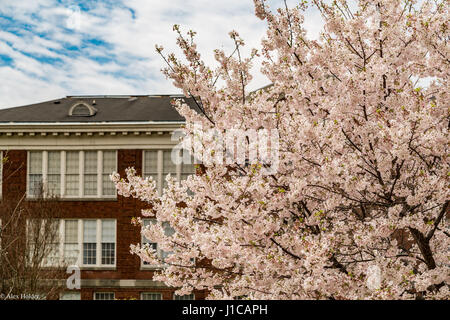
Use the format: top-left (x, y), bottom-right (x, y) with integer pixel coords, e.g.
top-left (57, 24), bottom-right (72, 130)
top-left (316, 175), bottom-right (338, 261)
top-left (102, 175), bottom-right (116, 196)
top-left (65, 220), bottom-right (78, 242)
top-left (83, 243), bottom-right (96, 265)
top-left (46, 152), bottom-right (61, 196)
top-left (29, 152), bottom-right (43, 196)
top-left (101, 243), bottom-right (115, 265)
top-left (102, 151), bottom-right (116, 196)
top-left (83, 220), bottom-right (96, 242)
top-left (163, 150), bottom-right (177, 190)
top-left (65, 175), bottom-right (79, 196)
top-left (94, 292), bottom-right (114, 300)
top-left (162, 150), bottom-right (176, 175)
top-left (66, 152), bottom-right (79, 174)
top-left (43, 219), bottom-right (60, 266)
top-left (102, 151), bottom-right (116, 172)
top-left (174, 294), bottom-right (194, 300)
top-left (47, 174), bottom-right (60, 197)
top-left (29, 174), bottom-right (43, 197)
top-left (84, 174), bottom-right (97, 196)
top-left (141, 293), bottom-right (162, 300)
top-left (84, 151), bottom-right (97, 196)
top-left (144, 150), bottom-right (158, 180)
top-left (64, 220), bottom-right (79, 263)
top-left (83, 220), bottom-right (96, 265)
top-left (48, 151), bottom-right (60, 174)
top-left (60, 292), bottom-right (81, 300)
top-left (84, 151), bottom-right (97, 174)
top-left (163, 221), bottom-right (175, 237)
top-left (142, 219), bottom-right (158, 265)
top-left (64, 243), bottom-right (79, 264)
top-left (101, 220), bottom-right (115, 242)
top-left (44, 243), bottom-right (60, 266)
top-left (66, 152), bottom-right (79, 196)
top-left (29, 152), bottom-right (43, 174)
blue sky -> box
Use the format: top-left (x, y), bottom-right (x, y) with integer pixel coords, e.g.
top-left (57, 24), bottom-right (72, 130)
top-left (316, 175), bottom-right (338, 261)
top-left (0, 0), bottom-right (323, 109)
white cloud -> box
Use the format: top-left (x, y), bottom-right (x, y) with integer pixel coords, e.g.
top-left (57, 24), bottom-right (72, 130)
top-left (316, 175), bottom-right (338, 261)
top-left (0, 0), bottom-right (323, 109)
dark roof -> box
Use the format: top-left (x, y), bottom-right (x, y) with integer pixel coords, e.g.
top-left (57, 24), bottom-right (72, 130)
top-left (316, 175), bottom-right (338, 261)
top-left (0, 95), bottom-right (199, 123)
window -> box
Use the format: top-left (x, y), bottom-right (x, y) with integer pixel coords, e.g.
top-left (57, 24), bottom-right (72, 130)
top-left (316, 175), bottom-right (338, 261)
top-left (83, 220), bottom-right (97, 265)
top-left (64, 220), bottom-right (79, 264)
top-left (27, 151), bottom-right (117, 199)
top-left (141, 219), bottom-right (158, 266)
top-left (162, 150), bottom-right (176, 190)
top-left (43, 219), bottom-right (61, 266)
top-left (80, 219), bottom-right (116, 267)
top-left (69, 102), bottom-right (97, 117)
top-left (0, 151), bottom-right (3, 198)
top-left (47, 151), bottom-right (61, 197)
top-left (65, 151), bottom-right (79, 196)
top-left (60, 292), bottom-right (81, 300)
top-left (143, 149), bottom-right (195, 195)
top-left (27, 219), bottom-right (116, 268)
top-left (84, 151), bottom-right (97, 196)
top-left (101, 220), bottom-right (115, 265)
top-left (94, 292), bottom-right (115, 300)
top-left (26, 219), bottom-right (61, 267)
top-left (174, 293), bottom-right (195, 300)
top-left (28, 151), bottom-right (43, 197)
top-left (143, 150), bottom-right (158, 188)
top-left (102, 151), bottom-right (116, 196)
top-left (141, 219), bottom-right (174, 268)
top-left (141, 292), bottom-right (162, 300)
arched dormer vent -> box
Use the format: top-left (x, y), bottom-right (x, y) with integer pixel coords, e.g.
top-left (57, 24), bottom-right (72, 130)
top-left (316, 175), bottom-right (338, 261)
top-left (69, 102), bottom-right (97, 117)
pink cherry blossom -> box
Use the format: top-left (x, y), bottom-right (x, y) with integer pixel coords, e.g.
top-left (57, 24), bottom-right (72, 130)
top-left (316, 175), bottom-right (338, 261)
top-left (113, 0), bottom-right (449, 300)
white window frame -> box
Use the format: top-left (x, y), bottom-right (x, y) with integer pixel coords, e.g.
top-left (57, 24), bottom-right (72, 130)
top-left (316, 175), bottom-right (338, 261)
top-left (27, 219), bottom-right (117, 269)
top-left (143, 148), bottom-right (195, 195)
top-left (60, 292), bottom-right (81, 300)
top-left (140, 292), bottom-right (163, 300)
top-left (173, 293), bottom-right (195, 300)
top-left (94, 292), bottom-right (115, 300)
top-left (26, 150), bottom-right (117, 200)
top-left (80, 219), bottom-right (117, 268)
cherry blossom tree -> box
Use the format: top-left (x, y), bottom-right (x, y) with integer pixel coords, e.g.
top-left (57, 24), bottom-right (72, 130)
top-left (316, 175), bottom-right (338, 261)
top-left (113, 0), bottom-right (449, 299)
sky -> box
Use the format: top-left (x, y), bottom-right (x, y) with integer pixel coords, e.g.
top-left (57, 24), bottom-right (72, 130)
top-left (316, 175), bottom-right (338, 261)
top-left (0, 0), bottom-right (323, 109)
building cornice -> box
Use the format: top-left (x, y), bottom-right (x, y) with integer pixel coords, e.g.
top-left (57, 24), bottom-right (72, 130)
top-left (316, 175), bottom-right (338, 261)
top-left (0, 121), bottom-right (185, 136)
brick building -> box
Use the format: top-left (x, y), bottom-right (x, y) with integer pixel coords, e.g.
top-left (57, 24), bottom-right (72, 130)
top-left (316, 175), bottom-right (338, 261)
top-left (0, 95), bottom-right (206, 300)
